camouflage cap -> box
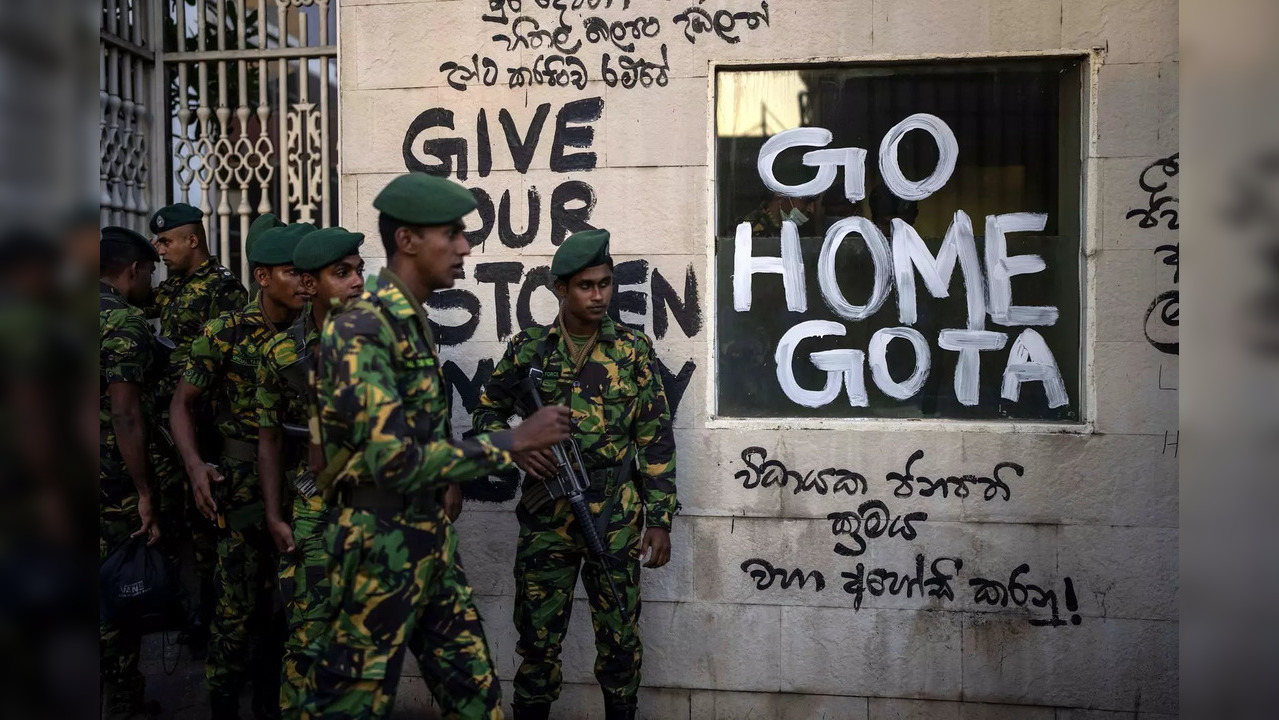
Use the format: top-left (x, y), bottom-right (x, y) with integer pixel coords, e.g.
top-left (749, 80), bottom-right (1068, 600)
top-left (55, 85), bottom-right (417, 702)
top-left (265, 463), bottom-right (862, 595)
top-left (373, 172), bottom-right (477, 226)
top-left (293, 227), bottom-right (365, 272)
top-left (249, 222), bottom-right (316, 266)
top-left (551, 228), bottom-right (611, 278)
top-left (101, 225), bottom-right (160, 263)
top-left (149, 203), bottom-right (204, 233)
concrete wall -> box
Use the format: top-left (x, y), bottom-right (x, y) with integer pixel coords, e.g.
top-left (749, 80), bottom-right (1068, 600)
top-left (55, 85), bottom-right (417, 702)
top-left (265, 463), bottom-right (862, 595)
top-left (337, 1), bottom-right (1178, 717)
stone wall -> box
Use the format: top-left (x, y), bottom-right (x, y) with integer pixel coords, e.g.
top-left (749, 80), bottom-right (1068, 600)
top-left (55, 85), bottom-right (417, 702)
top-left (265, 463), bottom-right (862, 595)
top-left (337, 1), bottom-right (1179, 717)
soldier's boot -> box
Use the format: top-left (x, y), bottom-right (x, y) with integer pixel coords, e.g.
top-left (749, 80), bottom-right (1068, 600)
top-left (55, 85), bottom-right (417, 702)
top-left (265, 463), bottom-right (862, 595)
top-left (602, 696), bottom-right (637, 720)
top-left (209, 689), bottom-right (241, 720)
top-left (511, 703), bottom-right (552, 720)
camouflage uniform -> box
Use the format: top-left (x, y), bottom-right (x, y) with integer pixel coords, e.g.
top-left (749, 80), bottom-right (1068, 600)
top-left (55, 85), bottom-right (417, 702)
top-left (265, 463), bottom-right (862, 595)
top-left (99, 281), bottom-right (158, 711)
top-left (184, 298), bottom-right (285, 705)
top-left (472, 316), bottom-right (678, 709)
top-left (149, 258), bottom-right (246, 595)
top-left (302, 268), bottom-right (515, 720)
top-left (256, 311), bottom-right (330, 717)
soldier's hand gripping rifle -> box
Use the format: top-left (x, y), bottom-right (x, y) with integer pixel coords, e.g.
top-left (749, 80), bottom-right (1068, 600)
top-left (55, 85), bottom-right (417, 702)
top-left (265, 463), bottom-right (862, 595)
top-left (515, 376), bottom-right (627, 617)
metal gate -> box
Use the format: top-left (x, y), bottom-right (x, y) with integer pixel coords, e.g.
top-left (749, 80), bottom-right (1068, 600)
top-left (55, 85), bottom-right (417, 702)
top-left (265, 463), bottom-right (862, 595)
top-left (101, 0), bottom-right (339, 284)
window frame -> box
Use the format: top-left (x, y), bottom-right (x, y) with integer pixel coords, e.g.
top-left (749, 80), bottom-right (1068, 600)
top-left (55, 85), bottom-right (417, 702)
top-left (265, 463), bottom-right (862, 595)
top-left (703, 50), bottom-right (1100, 434)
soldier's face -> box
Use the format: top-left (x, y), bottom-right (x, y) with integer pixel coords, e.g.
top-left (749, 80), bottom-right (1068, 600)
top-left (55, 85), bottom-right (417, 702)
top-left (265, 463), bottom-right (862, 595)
top-left (311, 254), bottom-right (365, 304)
top-left (127, 260), bottom-right (156, 305)
top-left (260, 264), bottom-right (310, 311)
top-left (411, 222), bottom-right (469, 290)
top-left (557, 263), bottom-right (613, 326)
top-left (152, 227), bottom-right (197, 273)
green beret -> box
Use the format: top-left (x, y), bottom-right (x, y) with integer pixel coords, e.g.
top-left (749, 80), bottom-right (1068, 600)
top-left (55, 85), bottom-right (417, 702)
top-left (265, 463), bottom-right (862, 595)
top-left (293, 227), bottom-right (365, 272)
top-left (149, 203), bottom-right (204, 234)
top-left (551, 229), bottom-right (611, 278)
top-left (249, 222), bottom-right (316, 266)
top-left (373, 173), bottom-right (477, 226)
top-left (101, 226), bottom-right (160, 263)
top-left (245, 213), bottom-right (284, 260)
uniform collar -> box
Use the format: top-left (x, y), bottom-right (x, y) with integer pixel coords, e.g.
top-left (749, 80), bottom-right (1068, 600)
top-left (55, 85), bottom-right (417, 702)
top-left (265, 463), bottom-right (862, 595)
top-left (100, 280), bottom-right (123, 298)
top-left (548, 313), bottom-right (618, 343)
top-left (374, 267), bottom-right (432, 329)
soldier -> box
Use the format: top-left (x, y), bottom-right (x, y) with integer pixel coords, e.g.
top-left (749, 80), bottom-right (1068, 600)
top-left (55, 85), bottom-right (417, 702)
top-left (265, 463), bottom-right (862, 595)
top-left (472, 229), bottom-right (678, 720)
top-left (255, 227), bottom-right (366, 718)
top-left (301, 173), bottom-right (571, 720)
top-left (169, 223), bottom-right (312, 720)
top-left (99, 226), bottom-right (163, 719)
top-left (147, 202), bottom-right (252, 652)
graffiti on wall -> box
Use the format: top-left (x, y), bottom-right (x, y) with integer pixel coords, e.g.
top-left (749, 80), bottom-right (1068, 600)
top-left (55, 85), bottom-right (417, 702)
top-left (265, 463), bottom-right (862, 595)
top-left (1126, 153), bottom-right (1180, 356)
top-left (729, 118), bottom-right (1076, 415)
top-left (736, 446), bottom-right (1082, 627)
top-left (440, 0), bottom-right (771, 91)
top-left (400, 91), bottom-right (703, 501)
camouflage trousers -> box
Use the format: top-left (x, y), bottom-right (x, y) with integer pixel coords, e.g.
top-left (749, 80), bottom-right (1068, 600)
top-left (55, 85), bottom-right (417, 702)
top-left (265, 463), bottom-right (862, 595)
top-left (300, 506), bottom-right (502, 720)
top-left (279, 492), bottom-right (331, 718)
top-left (512, 481), bottom-right (644, 707)
top-left (152, 435), bottom-right (218, 619)
top-left (100, 494), bottom-right (145, 709)
top-left (206, 455), bottom-right (285, 702)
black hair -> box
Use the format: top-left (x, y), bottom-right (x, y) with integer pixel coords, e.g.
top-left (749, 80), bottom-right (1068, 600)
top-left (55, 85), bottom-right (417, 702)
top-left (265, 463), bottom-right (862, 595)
top-left (378, 212), bottom-right (408, 258)
top-left (554, 257), bottom-right (615, 286)
top-left (101, 237), bottom-right (155, 277)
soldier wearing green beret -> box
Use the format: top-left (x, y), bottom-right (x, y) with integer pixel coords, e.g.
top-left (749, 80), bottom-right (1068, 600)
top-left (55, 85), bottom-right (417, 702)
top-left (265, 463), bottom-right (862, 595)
top-left (255, 227), bottom-right (366, 718)
top-left (147, 203), bottom-right (252, 654)
top-left (169, 222), bottom-right (312, 720)
top-left (99, 227), bottom-right (163, 719)
top-left (473, 228), bottom-right (679, 720)
top-left (300, 173), bottom-right (571, 720)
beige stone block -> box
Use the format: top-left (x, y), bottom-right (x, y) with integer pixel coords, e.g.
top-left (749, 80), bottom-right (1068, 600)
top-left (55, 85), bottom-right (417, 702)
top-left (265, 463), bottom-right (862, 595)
top-left (1097, 157), bottom-right (1180, 251)
top-left (782, 605), bottom-right (964, 698)
top-left (753, 430), bottom-right (967, 522)
top-left (872, 0), bottom-right (1059, 55)
top-left (643, 600), bottom-right (785, 691)
top-left (691, 689), bottom-right (870, 720)
top-left (604, 76), bottom-right (710, 168)
top-left (692, 515), bottom-right (835, 606)
top-left (1055, 710), bottom-right (1177, 720)
top-left (868, 698), bottom-right (960, 720)
top-left (676, 431), bottom-right (784, 518)
top-left (1059, 525), bottom-right (1177, 621)
top-left (451, 508), bottom-right (520, 597)
top-left (340, 173), bottom-right (360, 230)
top-left (343, 88), bottom-right (442, 175)
top-left (1062, 0), bottom-right (1178, 64)
top-left (961, 615), bottom-right (1177, 712)
top-left (959, 702), bottom-right (1055, 720)
top-left (1093, 341), bottom-right (1178, 434)
top-left (987, 0), bottom-right (1063, 52)
top-left (1156, 61), bottom-right (1178, 156)
top-left (956, 433), bottom-right (1178, 528)
top-left (347, 2), bottom-right (502, 91)
top-left (691, 0), bottom-right (873, 66)
top-left (1094, 248), bottom-right (1160, 343)
top-left (1095, 63), bottom-right (1164, 159)
top-left (588, 166), bottom-right (710, 257)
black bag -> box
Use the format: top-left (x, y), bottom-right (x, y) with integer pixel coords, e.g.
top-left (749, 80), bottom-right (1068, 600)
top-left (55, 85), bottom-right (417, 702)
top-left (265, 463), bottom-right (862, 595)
top-left (99, 536), bottom-right (184, 633)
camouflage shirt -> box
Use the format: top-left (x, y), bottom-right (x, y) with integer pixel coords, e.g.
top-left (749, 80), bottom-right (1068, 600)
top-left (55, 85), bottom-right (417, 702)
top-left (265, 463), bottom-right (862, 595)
top-left (184, 298), bottom-right (283, 443)
top-left (100, 281), bottom-right (156, 500)
top-left (473, 316), bottom-right (679, 530)
top-left (257, 310), bottom-right (319, 477)
top-left (317, 268), bottom-right (515, 496)
top-left (150, 257), bottom-right (246, 398)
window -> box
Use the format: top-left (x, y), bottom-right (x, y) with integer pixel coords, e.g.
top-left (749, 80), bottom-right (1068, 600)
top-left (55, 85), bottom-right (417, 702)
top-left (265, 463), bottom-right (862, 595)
top-left (714, 57), bottom-right (1085, 421)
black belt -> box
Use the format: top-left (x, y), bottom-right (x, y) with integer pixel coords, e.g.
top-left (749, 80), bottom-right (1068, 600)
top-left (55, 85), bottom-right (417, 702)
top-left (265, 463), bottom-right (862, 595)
top-left (222, 436), bottom-right (258, 463)
top-left (339, 485), bottom-right (446, 517)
